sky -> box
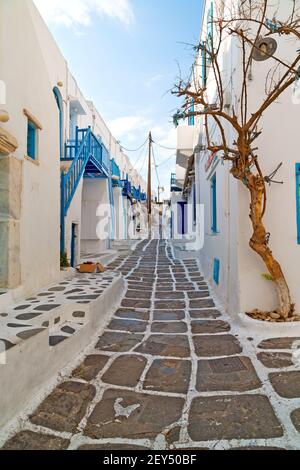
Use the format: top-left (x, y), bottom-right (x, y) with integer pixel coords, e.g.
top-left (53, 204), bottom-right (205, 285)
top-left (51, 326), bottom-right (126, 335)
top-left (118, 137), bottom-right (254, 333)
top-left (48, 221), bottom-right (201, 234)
top-left (34, 0), bottom-right (204, 198)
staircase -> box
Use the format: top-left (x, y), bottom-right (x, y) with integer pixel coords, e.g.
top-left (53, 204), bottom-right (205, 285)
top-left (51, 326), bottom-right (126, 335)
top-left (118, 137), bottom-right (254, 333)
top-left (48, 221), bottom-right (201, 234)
top-left (60, 127), bottom-right (111, 253)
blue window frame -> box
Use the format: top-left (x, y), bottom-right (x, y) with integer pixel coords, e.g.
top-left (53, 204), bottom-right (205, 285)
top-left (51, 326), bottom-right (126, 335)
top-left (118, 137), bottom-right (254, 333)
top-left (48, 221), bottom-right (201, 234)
top-left (193, 182), bottom-right (197, 224)
top-left (201, 42), bottom-right (207, 87)
top-left (211, 173), bottom-right (217, 233)
top-left (27, 120), bottom-right (37, 160)
top-left (188, 99), bottom-right (195, 126)
top-left (296, 163), bottom-right (300, 244)
top-left (206, 2), bottom-right (214, 64)
top-left (213, 258), bottom-right (220, 284)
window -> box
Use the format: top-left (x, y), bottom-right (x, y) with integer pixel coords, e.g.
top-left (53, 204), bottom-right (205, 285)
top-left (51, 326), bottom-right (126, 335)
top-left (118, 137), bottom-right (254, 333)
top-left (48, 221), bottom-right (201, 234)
top-left (206, 2), bottom-right (214, 64)
top-left (188, 99), bottom-right (195, 126)
top-left (193, 182), bottom-right (197, 225)
top-left (27, 120), bottom-right (37, 160)
top-left (213, 258), bottom-right (220, 284)
top-left (201, 42), bottom-right (207, 87)
top-left (211, 173), bottom-right (218, 233)
top-left (296, 163), bottom-right (300, 244)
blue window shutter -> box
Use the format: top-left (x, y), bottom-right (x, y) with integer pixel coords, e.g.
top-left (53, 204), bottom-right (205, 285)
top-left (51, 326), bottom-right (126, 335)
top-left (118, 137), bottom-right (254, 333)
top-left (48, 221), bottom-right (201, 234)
top-left (207, 2), bottom-right (214, 64)
top-left (193, 182), bottom-right (197, 223)
top-left (201, 42), bottom-right (207, 87)
top-left (211, 173), bottom-right (217, 232)
top-left (213, 258), bottom-right (220, 284)
top-left (188, 99), bottom-right (195, 126)
top-left (296, 164), bottom-right (300, 244)
top-left (27, 121), bottom-right (36, 159)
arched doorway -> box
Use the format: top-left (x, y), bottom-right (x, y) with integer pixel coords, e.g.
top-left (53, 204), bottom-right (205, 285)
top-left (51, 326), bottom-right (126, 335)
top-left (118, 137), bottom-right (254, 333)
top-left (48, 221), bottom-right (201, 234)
top-left (53, 86), bottom-right (63, 158)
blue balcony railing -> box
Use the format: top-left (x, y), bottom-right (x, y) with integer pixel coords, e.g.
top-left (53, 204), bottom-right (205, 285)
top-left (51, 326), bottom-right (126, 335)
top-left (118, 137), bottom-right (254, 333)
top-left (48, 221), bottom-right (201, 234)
top-left (170, 172), bottom-right (181, 192)
top-left (121, 178), bottom-right (132, 198)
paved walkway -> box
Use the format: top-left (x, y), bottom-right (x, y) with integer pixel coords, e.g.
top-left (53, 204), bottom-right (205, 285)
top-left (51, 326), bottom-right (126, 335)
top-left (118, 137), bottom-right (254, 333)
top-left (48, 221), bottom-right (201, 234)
top-left (2, 240), bottom-right (300, 450)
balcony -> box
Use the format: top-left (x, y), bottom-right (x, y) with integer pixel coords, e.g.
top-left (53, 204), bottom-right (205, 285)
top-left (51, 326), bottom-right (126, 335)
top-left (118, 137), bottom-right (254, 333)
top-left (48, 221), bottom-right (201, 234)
top-left (176, 125), bottom-right (195, 170)
top-left (121, 178), bottom-right (132, 199)
top-left (170, 172), bottom-right (182, 193)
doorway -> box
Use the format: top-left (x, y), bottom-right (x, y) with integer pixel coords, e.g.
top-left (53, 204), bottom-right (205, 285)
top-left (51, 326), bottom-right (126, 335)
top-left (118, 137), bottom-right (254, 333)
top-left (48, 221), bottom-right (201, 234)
top-left (71, 223), bottom-right (78, 268)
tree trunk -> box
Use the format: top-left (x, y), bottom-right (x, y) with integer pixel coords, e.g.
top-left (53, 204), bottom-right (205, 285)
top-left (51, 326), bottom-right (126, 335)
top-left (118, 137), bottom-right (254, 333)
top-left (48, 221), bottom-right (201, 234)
top-left (246, 174), bottom-right (293, 319)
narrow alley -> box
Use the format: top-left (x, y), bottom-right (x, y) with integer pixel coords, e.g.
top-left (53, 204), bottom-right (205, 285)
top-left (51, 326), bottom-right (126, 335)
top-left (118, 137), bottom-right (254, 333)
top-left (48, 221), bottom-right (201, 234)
top-left (2, 238), bottom-right (300, 450)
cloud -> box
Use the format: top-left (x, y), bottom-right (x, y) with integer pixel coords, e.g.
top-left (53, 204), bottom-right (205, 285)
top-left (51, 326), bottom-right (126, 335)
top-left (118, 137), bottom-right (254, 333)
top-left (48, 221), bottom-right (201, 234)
top-left (107, 116), bottom-right (150, 142)
top-left (33, 0), bottom-right (134, 28)
top-left (145, 74), bottom-right (164, 89)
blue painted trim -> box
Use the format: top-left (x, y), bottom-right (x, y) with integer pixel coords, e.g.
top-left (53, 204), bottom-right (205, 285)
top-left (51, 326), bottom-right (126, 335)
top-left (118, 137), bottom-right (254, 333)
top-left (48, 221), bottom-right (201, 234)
top-left (71, 223), bottom-right (76, 268)
top-left (188, 99), bottom-right (195, 126)
top-left (211, 173), bottom-right (217, 233)
top-left (296, 163), bottom-right (300, 244)
top-left (193, 182), bottom-right (197, 224)
top-left (53, 87), bottom-right (64, 159)
top-left (206, 2), bottom-right (214, 64)
top-left (213, 258), bottom-right (220, 285)
top-left (27, 121), bottom-right (37, 160)
top-left (60, 171), bottom-right (66, 254)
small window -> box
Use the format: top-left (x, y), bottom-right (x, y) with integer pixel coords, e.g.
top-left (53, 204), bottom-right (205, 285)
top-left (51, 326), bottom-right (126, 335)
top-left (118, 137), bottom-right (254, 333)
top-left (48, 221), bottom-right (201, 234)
top-left (27, 120), bottom-right (37, 160)
top-left (211, 173), bottom-right (218, 233)
top-left (206, 2), bottom-right (214, 64)
top-left (188, 99), bottom-right (195, 126)
top-left (213, 258), bottom-right (220, 285)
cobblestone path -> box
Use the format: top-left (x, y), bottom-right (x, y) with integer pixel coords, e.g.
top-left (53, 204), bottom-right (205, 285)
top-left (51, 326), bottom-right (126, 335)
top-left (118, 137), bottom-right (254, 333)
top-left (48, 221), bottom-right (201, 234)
top-left (2, 240), bottom-right (300, 450)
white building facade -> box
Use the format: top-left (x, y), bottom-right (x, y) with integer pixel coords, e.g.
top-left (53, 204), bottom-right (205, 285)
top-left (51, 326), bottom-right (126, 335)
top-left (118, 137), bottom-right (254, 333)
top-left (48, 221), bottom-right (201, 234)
top-left (171, 0), bottom-right (300, 317)
top-left (0, 0), bottom-right (147, 300)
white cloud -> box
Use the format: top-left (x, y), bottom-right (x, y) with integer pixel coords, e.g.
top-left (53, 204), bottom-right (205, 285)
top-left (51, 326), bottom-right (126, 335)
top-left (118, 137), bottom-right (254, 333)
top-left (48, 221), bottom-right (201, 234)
top-left (107, 116), bottom-right (150, 141)
top-left (145, 74), bottom-right (164, 89)
top-left (34, 0), bottom-right (134, 28)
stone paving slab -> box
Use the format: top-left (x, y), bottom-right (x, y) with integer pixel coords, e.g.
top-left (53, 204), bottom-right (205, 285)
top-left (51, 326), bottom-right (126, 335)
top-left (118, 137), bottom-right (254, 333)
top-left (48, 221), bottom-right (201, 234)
top-left (257, 351), bottom-right (294, 368)
top-left (2, 238), bottom-right (300, 450)
top-left (78, 444), bottom-right (150, 450)
top-left (258, 337), bottom-right (300, 349)
top-left (30, 381), bottom-right (96, 433)
top-left (144, 358), bottom-right (191, 393)
top-left (107, 318), bottom-right (148, 333)
top-left (95, 332), bottom-right (144, 352)
top-left (196, 356), bottom-right (261, 392)
top-left (291, 409), bottom-right (300, 432)
top-left (151, 321), bottom-right (188, 333)
top-left (193, 334), bottom-right (242, 357)
top-left (2, 431), bottom-right (70, 450)
top-left (188, 395), bottom-right (283, 441)
top-left (153, 310), bottom-right (186, 321)
top-left (102, 355), bottom-right (147, 387)
top-left (72, 355), bottom-right (109, 381)
top-left (84, 389), bottom-right (184, 440)
top-left (135, 334), bottom-right (190, 358)
top-left (191, 320), bottom-right (230, 334)
top-left (269, 371), bottom-right (300, 398)
top-left (114, 309), bottom-right (150, 321)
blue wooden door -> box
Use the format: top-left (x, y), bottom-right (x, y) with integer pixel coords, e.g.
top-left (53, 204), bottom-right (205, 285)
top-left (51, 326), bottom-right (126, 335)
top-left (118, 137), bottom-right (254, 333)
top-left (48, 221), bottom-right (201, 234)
top-left (71, 223), bottom-right (77, 268)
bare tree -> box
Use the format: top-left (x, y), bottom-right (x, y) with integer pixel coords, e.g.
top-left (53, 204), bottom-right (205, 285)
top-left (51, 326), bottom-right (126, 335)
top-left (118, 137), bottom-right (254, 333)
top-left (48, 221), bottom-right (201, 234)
top-left (172, 0), bottom-right (300, 321)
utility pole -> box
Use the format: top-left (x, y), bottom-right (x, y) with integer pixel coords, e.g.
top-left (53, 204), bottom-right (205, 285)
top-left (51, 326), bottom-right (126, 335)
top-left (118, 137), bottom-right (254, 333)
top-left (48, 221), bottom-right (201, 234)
top-left (147, 131), bottom-right (152, 222)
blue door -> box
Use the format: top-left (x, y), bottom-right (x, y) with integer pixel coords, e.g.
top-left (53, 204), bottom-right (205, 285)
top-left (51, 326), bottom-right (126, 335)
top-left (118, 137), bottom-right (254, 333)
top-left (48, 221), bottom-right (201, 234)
top-left (71, 223), bottom-right (77, 268)
top-left (178, 201), bottom-right (187, 235)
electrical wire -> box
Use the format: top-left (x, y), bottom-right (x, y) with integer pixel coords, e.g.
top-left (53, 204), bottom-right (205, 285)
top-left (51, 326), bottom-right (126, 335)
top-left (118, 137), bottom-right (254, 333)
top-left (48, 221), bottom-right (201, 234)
top-left (152, 139), bottom-right (176, 151)
top-left (156, 153), bottom-right (176, 167)
top-left (137, 147), bottom-right (148, 175)
top-left (152, 145), bottom-right (161, 188)
top-left (120, 137), bottom-right (148, 152)
top-left (131, 139), bottom-right (148, 172)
